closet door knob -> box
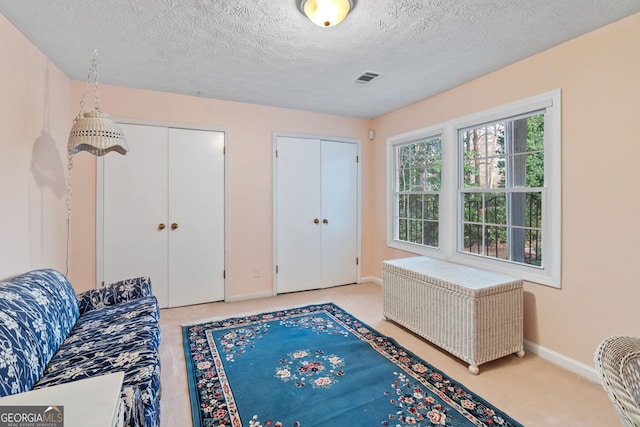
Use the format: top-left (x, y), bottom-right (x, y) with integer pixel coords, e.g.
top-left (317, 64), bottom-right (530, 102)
top-left (158, 223), bottom-right (166, 230)
top-left (323, 219), bottom-right (329, 224)
top-left (171, 223), bottom-right (179, 230)
top-left (314, 218), bottom-right (320, 224)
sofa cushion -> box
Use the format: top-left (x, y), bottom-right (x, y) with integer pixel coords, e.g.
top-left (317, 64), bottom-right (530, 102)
top-left (33, 296), bottom-right (161, 427)
top-left (78, 276), bottom-right (153, 315)
top-left (75, 295), bottom-right (160, 325)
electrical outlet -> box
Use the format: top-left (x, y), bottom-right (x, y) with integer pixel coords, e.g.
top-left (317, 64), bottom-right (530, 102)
top-left (253, 268), bottom-right (261, 278)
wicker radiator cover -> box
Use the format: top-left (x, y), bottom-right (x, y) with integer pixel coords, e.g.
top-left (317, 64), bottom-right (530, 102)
top-left (382, 256), bottom-right (524, 374)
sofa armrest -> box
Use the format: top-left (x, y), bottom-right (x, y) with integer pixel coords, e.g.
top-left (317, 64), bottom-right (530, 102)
top-left (77, 276), bottom-right (152, 314)
top-left (120, 385), bottom-right (146, 427)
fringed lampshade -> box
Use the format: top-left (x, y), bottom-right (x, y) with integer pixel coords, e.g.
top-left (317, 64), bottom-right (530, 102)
top-left (68, 111), bottom-right (127, 155)
top-left (68, 50), bottom-right (128, 156)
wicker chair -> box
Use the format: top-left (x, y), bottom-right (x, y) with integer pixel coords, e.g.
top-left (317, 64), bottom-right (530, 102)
top-left (594, 336), bottom-right (640, 427)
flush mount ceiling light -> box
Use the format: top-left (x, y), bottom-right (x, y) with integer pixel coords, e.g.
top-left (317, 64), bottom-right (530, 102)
top-left (297, 0), bottom-right (355, 27)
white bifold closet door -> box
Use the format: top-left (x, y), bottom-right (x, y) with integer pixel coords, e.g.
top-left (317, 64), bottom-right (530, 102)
top-left (99, 124), bottom-right (224, 308)
top-left (275, 136), bottom-right (358, 293)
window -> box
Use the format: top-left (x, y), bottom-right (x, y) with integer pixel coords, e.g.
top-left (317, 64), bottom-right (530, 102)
top-left (387, 90), bottom-right (561, 287)
top-left (394, 136), bottom-right (442, 248)
top-left (460, 112), bottom-right (544, 267)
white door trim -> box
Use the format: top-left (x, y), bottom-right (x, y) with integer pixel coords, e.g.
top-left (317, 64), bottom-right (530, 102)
top-left (96, 118), bottom-right (229, 302)
top-left (272, 132), bottom-right (362, 295)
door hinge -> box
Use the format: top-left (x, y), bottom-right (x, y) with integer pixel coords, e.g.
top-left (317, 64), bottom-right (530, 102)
top-left (275, 149), bottom-right (278, 158)
top-left (101, 281), bottom-right (105, 288)
top-left (356, 257), bottom-right (359, 265)
top-left (276, 265), bottom-right (279, 274)
top-left (356, 155), bottom-right (359, 163)
top-left (223, 270), bottom-right (226, 279)
top-left (223, 146), bottom-right (226, 155)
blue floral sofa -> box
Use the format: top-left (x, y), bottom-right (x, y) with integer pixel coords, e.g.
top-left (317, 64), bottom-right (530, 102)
top-left (0, 269), bottom-right (161, 427)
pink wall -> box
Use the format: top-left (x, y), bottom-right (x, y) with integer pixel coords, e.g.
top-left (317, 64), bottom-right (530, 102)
top-left (368, 13), bottom-right (640, 367)
top-left (67, 84), bottom-right (371, 297)
top-left (0, 14), bottom-right (71, 281)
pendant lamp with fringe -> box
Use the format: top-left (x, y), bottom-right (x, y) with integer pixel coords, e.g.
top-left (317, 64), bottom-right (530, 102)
top-left (67, 49), bottom-right (128, 156)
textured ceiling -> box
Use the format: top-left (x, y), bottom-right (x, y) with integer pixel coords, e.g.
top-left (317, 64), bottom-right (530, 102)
top-left (2, 1), bottom-right (640, 119)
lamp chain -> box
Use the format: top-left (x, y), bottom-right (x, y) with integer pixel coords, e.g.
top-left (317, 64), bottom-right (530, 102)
top-left (91, 49), bottom-right (102, 113)
top-left (75, 48), bottom-right (102, 122)
top-left (65, 151), bottom-right (73, 277)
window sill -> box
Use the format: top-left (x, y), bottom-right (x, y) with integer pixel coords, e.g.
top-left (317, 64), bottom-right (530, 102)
top-left (387, 240), bottom-right (560, 288)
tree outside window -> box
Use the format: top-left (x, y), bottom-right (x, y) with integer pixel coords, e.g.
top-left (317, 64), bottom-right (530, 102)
top-left (394, 137), bottom-right (442, 248)
top-left (460, 113), bottom-right (544, 266)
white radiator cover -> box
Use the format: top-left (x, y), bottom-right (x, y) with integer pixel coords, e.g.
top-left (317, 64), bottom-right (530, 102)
top-left (382, 256), bottom-right (524, 374)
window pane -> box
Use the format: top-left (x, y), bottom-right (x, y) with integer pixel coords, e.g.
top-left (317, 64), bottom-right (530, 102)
top-left (484, 226), bottom-right (508, 260)
top-left (526, 152), bottom-right (544, 187)
top-left (488, 155), bottom-right (506, 188)
top-left (463, 159), bottom-right (482, 188)
top-left (485, 124), bottom-right (505, 158)
top-left (407, 219), bottom-right (422, 244)
top-left (396, 146), bottom-right (410, 192)
top-left (424, 194), bottom-right (439, 221)
top-left (418, 138), bottom-right (441, 191)
top-left (408, 194), bottom-right (423, 219)
top-left (396, 138), bottom-right (441, 192)
top-left (396, 195), bottom-right (441, 248)
top-left (525, 192), bottom-right (543, 229)
top-left (510, 227), bottom-right (543, 266)
top-left (393, 136), bottom-right (441, 249)
top-left (462, 123), bottom-right (505, 189)
top-left (424, 220), bottom-right (439, 247)
top-left (524, 229), bottom-right (542, 266)
top-left (398, 194), bottom-right (407, 217)
top-left (398, 218), bottom-right (407, 241)
top-left (485, 193), bottom-right (506, 225)
top-left (526, 114), bottom-right (545, 152)
top-left (463, 192), bottom-right (482, 222)
top-left (509, 192), bottom-right (527, 229)
top-left (508, 153), bottom-right (527, 187)
top-left (462, 130), bottom-right (482, 188)
top-left (463, 223), bottom-right (483, 254)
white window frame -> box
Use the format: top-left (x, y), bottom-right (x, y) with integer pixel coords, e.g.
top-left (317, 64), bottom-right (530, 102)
top-left (387, 124), bottom-right (447, 257)
top-left (387, 89), bottom-right (561, 287)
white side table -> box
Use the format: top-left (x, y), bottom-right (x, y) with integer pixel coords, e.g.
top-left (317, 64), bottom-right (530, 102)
top-left (0, 372), bottom-right (124, 427)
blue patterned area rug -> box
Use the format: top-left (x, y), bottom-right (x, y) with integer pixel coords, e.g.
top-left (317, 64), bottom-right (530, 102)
top-left (182, 303), bottom-right (522, 427)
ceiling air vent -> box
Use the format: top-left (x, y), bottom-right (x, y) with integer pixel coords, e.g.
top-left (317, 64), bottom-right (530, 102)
top-left (353, 71), bottom-right (383, 85)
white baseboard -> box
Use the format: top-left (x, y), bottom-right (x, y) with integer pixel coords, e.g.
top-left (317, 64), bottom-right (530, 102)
top-left (359, 276), bottom-right (382, 285)
top-left (524, 339), bottom-right (600, 384)
top-left (224, 290), bottom-right (275, 303)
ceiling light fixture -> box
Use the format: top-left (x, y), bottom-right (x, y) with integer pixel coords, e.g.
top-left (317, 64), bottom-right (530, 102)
top-left (297, 0), bottom-right (355, 27)
top-left (68, 49), bottom-right (128, 156)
